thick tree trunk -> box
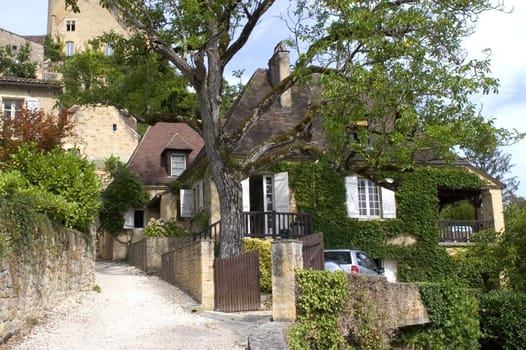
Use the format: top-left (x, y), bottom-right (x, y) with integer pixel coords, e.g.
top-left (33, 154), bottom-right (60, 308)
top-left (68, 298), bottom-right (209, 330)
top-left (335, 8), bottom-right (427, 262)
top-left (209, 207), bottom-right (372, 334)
top-left (212, 166), bottom-right (244, 258)
top-left (195, 48), bottom-right (244, 258)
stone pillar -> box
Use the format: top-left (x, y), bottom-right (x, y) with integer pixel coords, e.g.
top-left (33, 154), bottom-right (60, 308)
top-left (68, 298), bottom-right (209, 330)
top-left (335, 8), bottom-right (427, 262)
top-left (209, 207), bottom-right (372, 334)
top-left (200, 240), bottom-right (215, 311)
top-left (271, 240), bottom-right (303, 321)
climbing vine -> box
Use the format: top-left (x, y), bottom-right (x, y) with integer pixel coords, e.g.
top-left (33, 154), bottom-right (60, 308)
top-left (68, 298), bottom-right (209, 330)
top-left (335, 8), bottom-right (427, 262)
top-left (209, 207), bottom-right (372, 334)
top-left (271, 160), bottom-right (482, 282)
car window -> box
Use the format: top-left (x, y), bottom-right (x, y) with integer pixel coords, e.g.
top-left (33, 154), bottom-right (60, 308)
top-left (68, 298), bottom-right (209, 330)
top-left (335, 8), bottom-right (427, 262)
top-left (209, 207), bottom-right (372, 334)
top-left (356, 252), bottom-right (377, 270)
top-left (324, 251), bottom-right (351, 264)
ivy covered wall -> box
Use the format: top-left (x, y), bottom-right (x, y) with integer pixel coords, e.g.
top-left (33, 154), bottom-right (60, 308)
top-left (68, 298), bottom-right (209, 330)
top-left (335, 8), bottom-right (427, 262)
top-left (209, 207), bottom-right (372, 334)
top-left (272, 160), bottom-right (482, 282)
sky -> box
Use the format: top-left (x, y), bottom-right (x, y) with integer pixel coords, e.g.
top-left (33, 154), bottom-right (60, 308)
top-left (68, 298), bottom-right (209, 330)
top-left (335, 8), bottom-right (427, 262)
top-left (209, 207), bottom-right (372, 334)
top-left (1, 0), bottom-right (525, 198)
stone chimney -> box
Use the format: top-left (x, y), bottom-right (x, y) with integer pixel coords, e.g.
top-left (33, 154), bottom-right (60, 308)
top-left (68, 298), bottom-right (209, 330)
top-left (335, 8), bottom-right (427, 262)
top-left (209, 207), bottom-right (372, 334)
top-left (268, 42), bottom-right (291, 108)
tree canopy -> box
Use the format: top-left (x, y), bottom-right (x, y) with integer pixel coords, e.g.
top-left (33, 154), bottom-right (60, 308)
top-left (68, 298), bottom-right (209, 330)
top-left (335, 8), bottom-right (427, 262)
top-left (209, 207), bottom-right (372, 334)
top-left (0, 43), bottom-right (37, 78)
top-left (65, 0), bottom-right (512, 257)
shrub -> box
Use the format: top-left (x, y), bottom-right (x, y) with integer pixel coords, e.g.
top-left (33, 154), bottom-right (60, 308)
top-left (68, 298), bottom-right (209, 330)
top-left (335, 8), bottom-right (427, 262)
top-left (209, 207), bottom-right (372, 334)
top-left (288, 270), bottom-right (348, 349)
top-left (479, 290), bottom-right (526, 350)
top-left (396, 282), bottom-right (480, 349)
top-left (143, 218), bottom-right (188, 237)
top-left (7, 144), bottom-right (100, 232)
top-left (243, 238), bottom-right (272, 293)
top-left (99, 157), bottom-right (149, 234)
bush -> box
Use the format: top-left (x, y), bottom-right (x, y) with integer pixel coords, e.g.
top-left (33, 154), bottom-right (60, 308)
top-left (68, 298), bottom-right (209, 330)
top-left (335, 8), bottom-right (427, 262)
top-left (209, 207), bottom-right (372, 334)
top-left (479, 290), bottom-right (526, 350)
top-left (99, 157), bottom-right (149, 234)
top-left (7, 144), bottom-right (100, 232)
top-left (396, 282), bottom-right (480, 349)
top-left (243, 238), bottom-right (272, 293)
top-left (143, 218), bottom-right (188, 237)
top-left (288, 270), bottom-right (348, 349)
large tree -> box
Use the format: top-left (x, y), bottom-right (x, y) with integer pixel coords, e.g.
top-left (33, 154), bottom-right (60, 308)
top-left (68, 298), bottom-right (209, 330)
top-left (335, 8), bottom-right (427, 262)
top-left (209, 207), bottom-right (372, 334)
top-left (66, 0), bottom-right (508, 258)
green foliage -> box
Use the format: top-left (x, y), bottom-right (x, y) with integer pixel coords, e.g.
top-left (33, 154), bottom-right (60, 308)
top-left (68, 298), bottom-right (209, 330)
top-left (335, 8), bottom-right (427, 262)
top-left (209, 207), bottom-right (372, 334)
top-left (288, 270), bottom-right (348, 350)
top-left (499, 205), bottom-right (526, 292)
top-left (273, 161), bottom-right (481, 282)
top-left (439, 200), bottom-right (476, 220)
top-left (243, 238), bottom-right (271, 293)
top-left (304, 0), bottom-right (503, 178)
top-left (143, 218), bottom-right (188, 237)
top-left (44, 35), bottom-right (64, 62)
top-left (7, 144), bottom-right (100, 232)
top-left (453, 231), bottom-right (501, 291)
top-left (0, 190), bottom-right (56, 260)
top-left (396, 282), bottom-right (480, 349)
top-left (99, 157), bottom-right (149, 234)
top-left (479, 290), bottom-right (526, 350)
top-left (59, 33), bottom-right (197, 118)
top-left (0, 43), bottom-right (36, 78)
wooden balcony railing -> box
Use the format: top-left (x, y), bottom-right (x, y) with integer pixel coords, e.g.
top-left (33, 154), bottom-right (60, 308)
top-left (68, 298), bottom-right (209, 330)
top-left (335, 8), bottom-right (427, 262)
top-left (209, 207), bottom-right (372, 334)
top-left (439, 219), bottom-right (494, 243)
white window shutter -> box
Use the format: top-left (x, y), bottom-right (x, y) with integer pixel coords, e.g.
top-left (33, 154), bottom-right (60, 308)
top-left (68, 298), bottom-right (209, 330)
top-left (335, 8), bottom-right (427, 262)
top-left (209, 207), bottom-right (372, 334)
top-left (241, 178), bottom-right (250, 212)
top-left (123, 208), bottom-right (134, 229)
top-left (273, 172), bottom-right (289, 213)
top-left (26, 98), bottom-right (40, 111)
top-left (345, 176), bottom-right (360, 218)
top-left (381, 187), bottom-right (396, 219)
top-left (197, 180), bottom-right (204, 209)
top-left (180, 189), bottom-right (194, 218)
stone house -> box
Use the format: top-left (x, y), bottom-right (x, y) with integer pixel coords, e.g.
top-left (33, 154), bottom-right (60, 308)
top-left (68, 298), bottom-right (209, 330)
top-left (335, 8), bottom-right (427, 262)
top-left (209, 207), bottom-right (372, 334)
top-left (61, 105), bottom-right (140, 173)
top-left (98, 122), bottom-right (204, 260)
top-left (172, 43), bottom-right (505, 281)
top-left (47, 0), bottom-right (130, 57)
top-left (0, 76), bottom-right (62, 118)
top-left (0, 28), bottom-right (46, 79)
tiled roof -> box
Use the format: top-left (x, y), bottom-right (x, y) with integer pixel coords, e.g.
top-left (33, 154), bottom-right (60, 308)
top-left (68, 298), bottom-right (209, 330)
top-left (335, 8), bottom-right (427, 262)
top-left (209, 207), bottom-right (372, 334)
top-left (222, 69), bottom-right (326, 157)
top-left (23, 35), bottom-right (46, 46)
top-left (0, 76), bottom-right (62, 88)
top-left (127, 122), bottom-right (204, 185)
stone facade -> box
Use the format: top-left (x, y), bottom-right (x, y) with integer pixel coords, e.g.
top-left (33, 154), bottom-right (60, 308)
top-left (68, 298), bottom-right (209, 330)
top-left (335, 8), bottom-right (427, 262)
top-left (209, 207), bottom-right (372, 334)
top-left (0, 29), bottom-right (45, 79)
top-left (0, 231), bottom-right (95, 343)
top-left (127, 236), bottom-right (193, 274)
top-left (161, 240), bottom-right (215, 310)
top-left (48, 0), bottom-right (130, 56)
top-left (0, 77), bottom-right (62, 117)
top-left (62, 105), bottom-right (139, 170)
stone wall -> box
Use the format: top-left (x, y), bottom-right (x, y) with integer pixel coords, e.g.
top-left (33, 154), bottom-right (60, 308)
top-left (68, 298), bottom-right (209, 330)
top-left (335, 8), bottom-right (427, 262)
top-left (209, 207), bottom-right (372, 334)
top-left (0, 232), bottom-right (95, 343)
top-left (161, 240), bottom-right (215, 310)
top-left (128, 236), bottom-right (193, 274)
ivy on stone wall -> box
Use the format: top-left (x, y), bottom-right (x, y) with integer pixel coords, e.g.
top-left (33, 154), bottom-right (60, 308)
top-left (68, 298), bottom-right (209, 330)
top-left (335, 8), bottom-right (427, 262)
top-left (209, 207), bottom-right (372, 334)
top-left (271, 160), bottom-right (482, 282)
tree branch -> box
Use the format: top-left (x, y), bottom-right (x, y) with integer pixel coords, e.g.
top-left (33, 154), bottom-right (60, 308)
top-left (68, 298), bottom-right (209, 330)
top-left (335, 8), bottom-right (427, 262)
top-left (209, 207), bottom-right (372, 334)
top-left (222, 0), bottom-right (276, 65)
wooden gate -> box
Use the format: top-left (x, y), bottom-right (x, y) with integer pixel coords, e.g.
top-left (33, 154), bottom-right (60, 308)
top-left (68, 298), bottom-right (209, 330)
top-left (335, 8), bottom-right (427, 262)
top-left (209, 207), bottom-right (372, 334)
top-left (302, 233), bottom-right (324, 270)
top-left (214, 249), bottom-right (261, 312)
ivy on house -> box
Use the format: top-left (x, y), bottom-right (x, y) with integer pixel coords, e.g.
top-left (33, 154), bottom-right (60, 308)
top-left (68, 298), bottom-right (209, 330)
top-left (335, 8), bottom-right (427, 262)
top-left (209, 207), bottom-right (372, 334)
top-left (271, 160), bottom-right (482, 282)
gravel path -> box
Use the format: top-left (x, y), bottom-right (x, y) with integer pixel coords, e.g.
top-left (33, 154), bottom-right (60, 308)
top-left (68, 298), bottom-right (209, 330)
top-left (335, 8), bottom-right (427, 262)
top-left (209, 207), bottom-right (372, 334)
top-left (1, 260), bottom-right (260, 350)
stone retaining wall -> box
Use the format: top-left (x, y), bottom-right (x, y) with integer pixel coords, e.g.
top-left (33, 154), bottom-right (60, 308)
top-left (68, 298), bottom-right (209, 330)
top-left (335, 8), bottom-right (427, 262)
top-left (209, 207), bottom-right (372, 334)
top-left (0, 231), bottom-right (95, 343)
top-left (128, 236), bottom-right (193, 274)
top-left (161, 240), bottom-right (215, 310)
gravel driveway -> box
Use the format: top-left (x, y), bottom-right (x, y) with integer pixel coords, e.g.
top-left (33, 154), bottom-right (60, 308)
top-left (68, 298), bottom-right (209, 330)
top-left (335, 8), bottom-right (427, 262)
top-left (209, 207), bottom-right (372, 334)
top-left (2, 260), bottom-right (268, 350)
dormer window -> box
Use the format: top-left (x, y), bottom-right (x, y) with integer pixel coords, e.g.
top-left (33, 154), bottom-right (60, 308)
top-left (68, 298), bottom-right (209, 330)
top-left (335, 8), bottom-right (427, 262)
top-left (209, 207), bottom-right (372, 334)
top-left (171, 153), bottom-right (186, 176)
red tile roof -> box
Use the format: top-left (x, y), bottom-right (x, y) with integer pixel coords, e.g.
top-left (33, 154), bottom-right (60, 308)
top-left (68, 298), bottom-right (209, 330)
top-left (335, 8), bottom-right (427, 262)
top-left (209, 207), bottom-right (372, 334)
top-left (127, 122), bottom-right (204, 185)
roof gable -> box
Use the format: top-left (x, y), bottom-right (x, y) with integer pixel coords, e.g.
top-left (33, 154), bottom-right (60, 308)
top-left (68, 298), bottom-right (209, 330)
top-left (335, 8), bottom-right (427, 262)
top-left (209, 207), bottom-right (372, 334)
top-left (128, 122), bottom-right (204, 185)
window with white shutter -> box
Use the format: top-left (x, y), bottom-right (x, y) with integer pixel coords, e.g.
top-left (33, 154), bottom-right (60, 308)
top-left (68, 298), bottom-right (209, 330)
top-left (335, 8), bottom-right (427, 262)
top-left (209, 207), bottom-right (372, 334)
top-left (345, 176), bottom-right (396, 219)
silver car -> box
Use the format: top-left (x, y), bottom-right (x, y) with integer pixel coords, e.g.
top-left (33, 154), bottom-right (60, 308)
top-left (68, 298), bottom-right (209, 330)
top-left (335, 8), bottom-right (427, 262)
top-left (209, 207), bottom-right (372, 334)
top-left (324, 249), bottom-right (384, 276)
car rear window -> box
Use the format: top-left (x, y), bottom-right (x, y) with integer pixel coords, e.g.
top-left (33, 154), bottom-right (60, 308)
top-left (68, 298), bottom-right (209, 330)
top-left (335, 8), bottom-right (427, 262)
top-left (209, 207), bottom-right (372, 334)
top-left (324, 251), bottom-right (352, 264)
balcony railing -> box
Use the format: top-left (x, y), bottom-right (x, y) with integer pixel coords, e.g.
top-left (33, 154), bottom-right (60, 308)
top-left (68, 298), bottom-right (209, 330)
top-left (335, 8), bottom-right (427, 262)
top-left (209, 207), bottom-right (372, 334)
top-left (243, 211), bottom-right (313, 239)
top-left (192, 211), bottom-right (313, 242)
top-left (439, 219), bottom-right (494, 243)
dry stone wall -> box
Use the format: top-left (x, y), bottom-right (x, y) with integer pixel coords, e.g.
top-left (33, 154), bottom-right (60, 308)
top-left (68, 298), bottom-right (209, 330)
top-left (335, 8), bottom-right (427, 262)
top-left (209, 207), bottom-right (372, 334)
top-left (0, 232), bottom-right (95, 343)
